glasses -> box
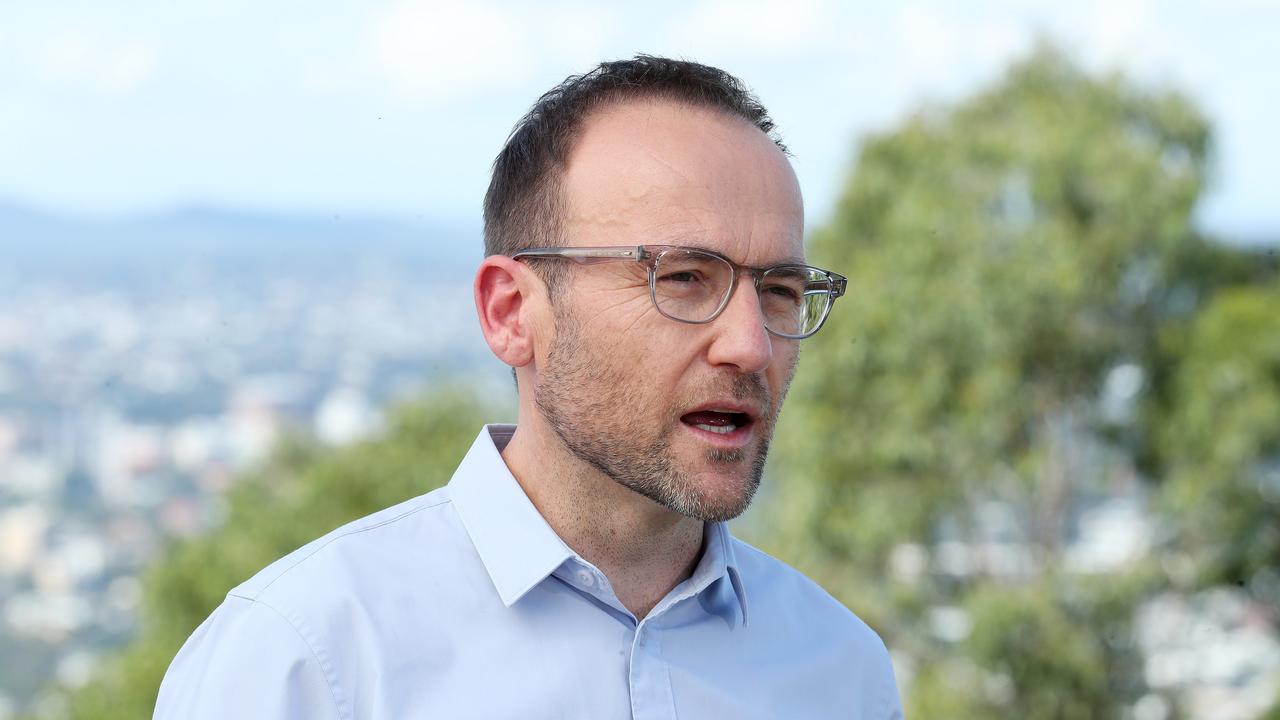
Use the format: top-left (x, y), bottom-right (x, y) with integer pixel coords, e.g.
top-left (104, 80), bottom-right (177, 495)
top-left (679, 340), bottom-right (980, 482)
top-left (510, 245), bottom-right (846, 339)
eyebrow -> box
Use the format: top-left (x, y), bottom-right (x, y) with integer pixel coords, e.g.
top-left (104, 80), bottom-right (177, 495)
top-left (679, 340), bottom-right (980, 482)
top-left (688, 245), bottom-right (807, 267)
top-left (659, 235), bottom-right (806, 266)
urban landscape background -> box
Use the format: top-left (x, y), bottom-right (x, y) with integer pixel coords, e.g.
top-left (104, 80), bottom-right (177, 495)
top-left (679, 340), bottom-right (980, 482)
top-left (0, 207), bottom-right (508, 713)
top-left (2, 2), bottom-right (1279, 718)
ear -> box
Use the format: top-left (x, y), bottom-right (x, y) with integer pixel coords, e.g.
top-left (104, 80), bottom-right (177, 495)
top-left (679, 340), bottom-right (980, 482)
top-left (474, 256), bottom-right (540, 368)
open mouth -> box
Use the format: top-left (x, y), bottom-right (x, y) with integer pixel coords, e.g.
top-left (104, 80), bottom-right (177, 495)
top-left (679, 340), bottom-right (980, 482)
top-left (680, 409), bottom-right (754, 435)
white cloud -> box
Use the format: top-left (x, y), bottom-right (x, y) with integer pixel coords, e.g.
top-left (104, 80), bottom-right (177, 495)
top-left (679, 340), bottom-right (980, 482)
top-left (857, 3), bottom-right (1033, 103)
top-left (969, 15), bottom-right (1032, 68)
top-left (665, 0), bottom-right (842, 57)
top-left (360, 0), bottom-right (628, 102)
top-left (537, 4), bottom-right (622, 69)
top-left (1083, 0), bottom-right (1166, 68)
top-left (31, 28), bottom-right (156, 95)
top-left (101, 41), bottom-right (156, 93)
top-left (894, 3), bottom-right (958, 76)
top-left (367, 0), bottom-right (533, 101)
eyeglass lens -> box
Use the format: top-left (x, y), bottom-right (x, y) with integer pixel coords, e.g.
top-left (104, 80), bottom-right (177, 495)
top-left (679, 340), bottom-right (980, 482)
top-left (651, 249), bottom-right (833, 337)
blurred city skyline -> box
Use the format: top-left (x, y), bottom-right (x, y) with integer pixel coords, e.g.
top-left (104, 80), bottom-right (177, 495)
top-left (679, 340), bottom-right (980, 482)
top-left (2, 0), bottom-right (1279, 243)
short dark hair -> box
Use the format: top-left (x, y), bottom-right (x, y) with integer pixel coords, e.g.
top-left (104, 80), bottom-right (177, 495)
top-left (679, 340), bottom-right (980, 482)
top-left (482, 55), bottom-right (787, 287)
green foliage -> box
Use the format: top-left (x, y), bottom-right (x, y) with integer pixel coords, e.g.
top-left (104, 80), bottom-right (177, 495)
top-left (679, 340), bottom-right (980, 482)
top-left (1159, 282), bottom-right (1280, 587)
top-left (36, 392), bottom-right (492, 719)
top-left (761, 43), bottom-right (1244, 717)
top-left (776, 41), bottom-right (1209, 560)
top-left (912, 581), bottom-right (1108, 719)
top-left (1132, 242), bottom-right (1280, 477)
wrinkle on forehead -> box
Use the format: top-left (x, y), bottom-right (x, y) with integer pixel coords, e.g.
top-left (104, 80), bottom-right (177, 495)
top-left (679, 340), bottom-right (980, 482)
top-left (635, 144), bottom-right (697, 187)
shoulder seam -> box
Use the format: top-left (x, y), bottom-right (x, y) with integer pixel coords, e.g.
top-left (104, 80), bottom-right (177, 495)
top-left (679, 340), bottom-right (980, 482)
top-left (247, 596), bottom-right (348, 720)
top-left (245, 497), bottom-right (453, 598)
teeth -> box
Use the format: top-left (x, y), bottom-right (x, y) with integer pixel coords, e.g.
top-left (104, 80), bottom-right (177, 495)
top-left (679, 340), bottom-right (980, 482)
top-left (694, 423), bottom-right (736, 435)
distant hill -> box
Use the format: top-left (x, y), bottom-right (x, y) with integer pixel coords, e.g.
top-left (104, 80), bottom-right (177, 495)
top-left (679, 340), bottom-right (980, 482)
top-left (0, 200), bottom-right (483, 281)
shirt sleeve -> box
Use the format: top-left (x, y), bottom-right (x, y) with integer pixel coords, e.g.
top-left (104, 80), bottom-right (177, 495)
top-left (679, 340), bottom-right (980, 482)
top-left (153, 595), bottom-right (342, 720)
top-left (877, 642), bottom-right (905, 720)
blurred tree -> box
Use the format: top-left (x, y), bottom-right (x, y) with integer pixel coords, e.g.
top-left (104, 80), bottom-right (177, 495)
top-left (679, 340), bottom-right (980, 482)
top-left (1158, 282), bottom-right (1280, 593)
top-left (1131, 240), bottom-right (1279, 475)
top-left (32, 391), bottom-right (491, 720)
top-left (759, 43), bottom-right (1227, 717)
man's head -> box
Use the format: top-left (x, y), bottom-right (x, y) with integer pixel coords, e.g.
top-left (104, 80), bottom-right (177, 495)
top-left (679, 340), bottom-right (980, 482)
top-left (483, 54), bottom-right (787, 292)
top-left (475, 56), bottom-right (807, 522)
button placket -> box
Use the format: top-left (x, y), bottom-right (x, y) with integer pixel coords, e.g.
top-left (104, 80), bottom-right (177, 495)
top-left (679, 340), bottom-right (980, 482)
top-left (628, 622), bottom-right (675, 720)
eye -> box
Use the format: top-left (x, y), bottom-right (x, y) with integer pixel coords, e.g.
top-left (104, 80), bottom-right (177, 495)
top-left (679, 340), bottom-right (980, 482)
top-left (658, 270), bottom-right (704, 284)
top-left (764, 284), bottom-right (801, 300)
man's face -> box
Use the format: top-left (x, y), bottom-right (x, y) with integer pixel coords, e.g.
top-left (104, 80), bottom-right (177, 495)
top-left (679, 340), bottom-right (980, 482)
top-left (532, 99), bottom-right (805, 522)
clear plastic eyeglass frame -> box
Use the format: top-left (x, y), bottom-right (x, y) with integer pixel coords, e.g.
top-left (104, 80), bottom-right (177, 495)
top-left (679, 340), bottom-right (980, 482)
top-left (510, 245), bottom-right (847, 339)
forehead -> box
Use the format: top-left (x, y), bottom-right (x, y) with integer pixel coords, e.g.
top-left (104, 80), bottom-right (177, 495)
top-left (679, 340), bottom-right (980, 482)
top-left (558, 99), bottom-right (805, 265)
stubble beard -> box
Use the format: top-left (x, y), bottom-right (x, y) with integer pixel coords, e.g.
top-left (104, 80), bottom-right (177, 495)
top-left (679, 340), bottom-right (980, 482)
top-left (534, 304), bottom-right (789, 523)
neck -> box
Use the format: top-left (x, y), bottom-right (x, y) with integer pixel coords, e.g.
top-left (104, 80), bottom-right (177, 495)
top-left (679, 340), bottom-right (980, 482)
top-left (500, 415), bottom-right (705, 619)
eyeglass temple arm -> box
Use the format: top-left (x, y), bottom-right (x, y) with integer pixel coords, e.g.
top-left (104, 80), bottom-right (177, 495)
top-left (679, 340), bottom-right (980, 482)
top-left (830, 275), bottom-right (847, 298)
top-left (510, 246), bottom-right (646, 265)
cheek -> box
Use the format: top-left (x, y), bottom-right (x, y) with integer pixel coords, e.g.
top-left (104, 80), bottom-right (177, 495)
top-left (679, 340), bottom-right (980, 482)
top-left (626, 333), bottom-right (702, 402)
top-left (768, 342), bottom-right (800, 391)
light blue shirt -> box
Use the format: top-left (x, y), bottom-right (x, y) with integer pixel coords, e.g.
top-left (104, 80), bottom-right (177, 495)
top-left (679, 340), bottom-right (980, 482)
top-left (155, 425), bottom-right (903, 719)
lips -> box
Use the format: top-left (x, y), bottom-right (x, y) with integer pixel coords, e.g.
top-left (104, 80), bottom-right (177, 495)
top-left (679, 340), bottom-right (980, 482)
top-left (680, 410), bottom-right (746, 433)
top-left (679, 403), bottom-right (759, 436)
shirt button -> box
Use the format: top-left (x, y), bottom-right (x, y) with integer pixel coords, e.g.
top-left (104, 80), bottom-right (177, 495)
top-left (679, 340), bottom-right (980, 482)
top-left (575, 569), bottom-right (595, 587)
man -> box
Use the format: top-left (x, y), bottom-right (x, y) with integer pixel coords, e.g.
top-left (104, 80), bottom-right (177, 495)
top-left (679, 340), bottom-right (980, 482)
top-left (155, 55), bottom-right (902, 719)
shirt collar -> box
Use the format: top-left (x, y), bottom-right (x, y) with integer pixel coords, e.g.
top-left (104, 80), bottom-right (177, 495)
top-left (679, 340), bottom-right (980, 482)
top-left (696, 520), bottom-right (750, 628)
top-left (447, 424), bottom-right (573, 607)
top-left (448, 424), bottom-right (749, 626)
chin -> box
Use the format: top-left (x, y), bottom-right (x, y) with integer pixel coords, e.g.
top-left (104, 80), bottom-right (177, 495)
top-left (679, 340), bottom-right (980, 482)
top-left (678, 467), bottom-right (761, 522)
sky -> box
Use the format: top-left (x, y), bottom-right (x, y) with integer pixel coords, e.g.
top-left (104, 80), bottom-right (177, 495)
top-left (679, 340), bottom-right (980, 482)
top-left (1, 0), bottom-right (1277, 240)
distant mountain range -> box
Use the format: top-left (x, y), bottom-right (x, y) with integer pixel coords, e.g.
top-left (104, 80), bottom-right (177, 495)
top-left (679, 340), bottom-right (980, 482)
top-left (0, 200), bottom-right (483, 280)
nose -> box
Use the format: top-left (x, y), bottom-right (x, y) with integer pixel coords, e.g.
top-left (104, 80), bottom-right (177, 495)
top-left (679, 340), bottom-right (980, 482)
top-left (704, 277), bottom-right (773, 374)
